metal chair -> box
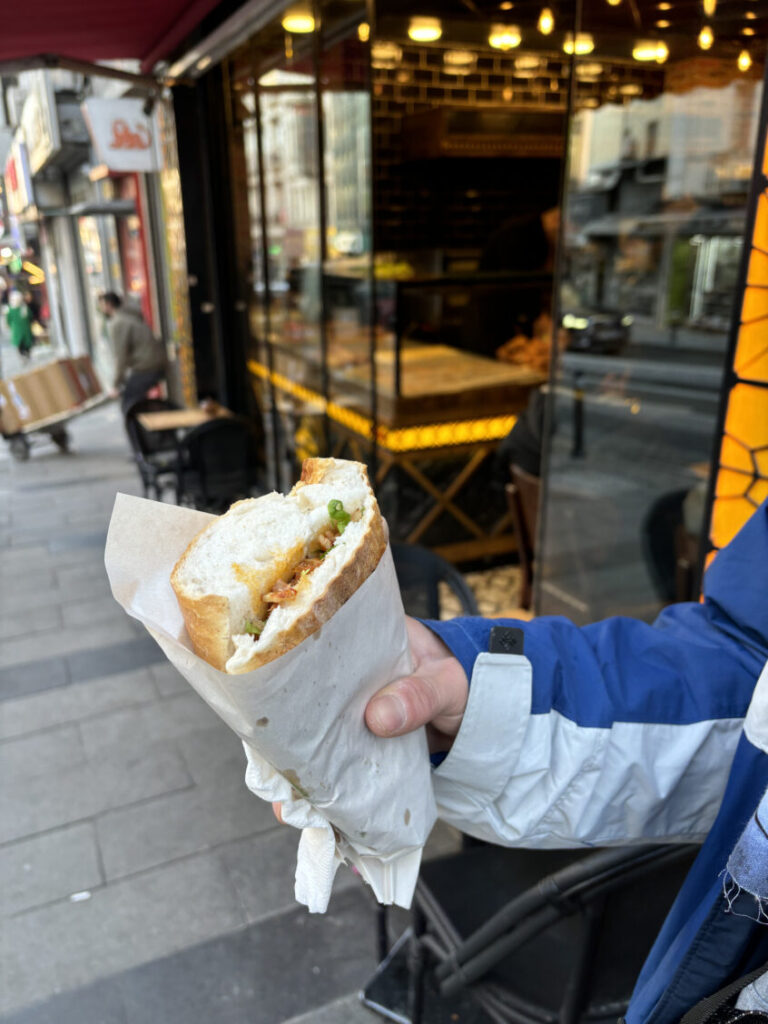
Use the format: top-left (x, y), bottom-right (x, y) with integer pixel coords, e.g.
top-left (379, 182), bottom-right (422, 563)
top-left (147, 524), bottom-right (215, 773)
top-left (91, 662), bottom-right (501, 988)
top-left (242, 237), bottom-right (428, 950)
top-left (505, 464), bottom-right (540, 610)
top-left (391, 543), bottom-right (480, 620)
top-left (363, 841), bottom-right (698, 1024)
top-left (124, 397), bottom-right (180, 501)
top-left (174, 417), bottom-right (252, 512)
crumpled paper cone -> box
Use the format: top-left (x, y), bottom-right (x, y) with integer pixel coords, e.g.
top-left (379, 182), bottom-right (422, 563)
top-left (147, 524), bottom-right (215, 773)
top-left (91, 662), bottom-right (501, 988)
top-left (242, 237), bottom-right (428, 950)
top-left (105, 493), bottom-right (437, 911)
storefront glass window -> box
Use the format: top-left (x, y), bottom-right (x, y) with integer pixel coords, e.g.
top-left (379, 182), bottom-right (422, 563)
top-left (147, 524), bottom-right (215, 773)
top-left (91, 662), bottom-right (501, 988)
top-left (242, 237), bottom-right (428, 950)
top-left (538, 21), bottom-right (764, 622)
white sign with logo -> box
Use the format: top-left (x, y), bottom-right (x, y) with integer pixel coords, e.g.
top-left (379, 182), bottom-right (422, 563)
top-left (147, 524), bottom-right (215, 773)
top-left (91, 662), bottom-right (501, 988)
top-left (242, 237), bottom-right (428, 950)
top-left (82, 98), bottom-right (161, 173)
top-left (20, 71), bottom-right (61, 175)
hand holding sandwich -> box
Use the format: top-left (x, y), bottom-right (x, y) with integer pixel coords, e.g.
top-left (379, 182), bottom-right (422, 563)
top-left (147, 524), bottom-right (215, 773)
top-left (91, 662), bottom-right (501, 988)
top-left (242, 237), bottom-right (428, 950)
top-left (365, 618), bottom-right (469, 753)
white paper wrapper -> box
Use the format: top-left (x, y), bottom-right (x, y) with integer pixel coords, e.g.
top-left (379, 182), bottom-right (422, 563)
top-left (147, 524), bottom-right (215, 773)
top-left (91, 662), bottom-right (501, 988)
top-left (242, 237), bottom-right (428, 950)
top-left (104, 493), bottom-right (437, 912)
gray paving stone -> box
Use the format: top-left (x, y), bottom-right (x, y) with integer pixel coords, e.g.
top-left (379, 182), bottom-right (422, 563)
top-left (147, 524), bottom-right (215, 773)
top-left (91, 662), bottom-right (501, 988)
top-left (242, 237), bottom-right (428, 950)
top-left (0, 609), bottom-right (63, 642)
top-left (96, 768), bottom-right (276, 881)
top-left (0, 851), bottom-right (246, 1016)
top-left (0, 568), bottom-right (57, 599)
top-left (0, 654), bottom-right (70, 701)
top-left (79, 692), bottom-right (219, 761)
top-left (0, 544), bottom-right (49, 569)
top-left (1, 747), bottom-right (192, 843)
top-left (5, 573), bottom-right (113, 613)
top-left (0, 723), bottom-right (85, 782)
top-left (173, 721), bottom-right (245, 786)
top-left (0, 667), bottom-right (157, 740)
top-left (219, 827), bottom-right (359, 925)
top-left (149, 661), bottom-right (189, 698)
top-left (67, 633), bottom-right (165, 683)
top-left (0, 619), bottom-right (138, 669)
top-left (0, 822), bottom-right (103, 915)
top-left (61, 595), bottom-right (127, 629)
top-left (48, 530), bottom-right (108, 554)
top-left (283, 993), bottom-right (381, 1024)
top-left (56, 562), bottom-right (113, 589)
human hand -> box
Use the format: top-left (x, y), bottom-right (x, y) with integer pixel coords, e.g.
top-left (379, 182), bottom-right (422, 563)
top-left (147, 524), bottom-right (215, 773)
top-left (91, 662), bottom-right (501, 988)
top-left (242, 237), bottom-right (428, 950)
top-left (365, 617), bottom-right (469, 753)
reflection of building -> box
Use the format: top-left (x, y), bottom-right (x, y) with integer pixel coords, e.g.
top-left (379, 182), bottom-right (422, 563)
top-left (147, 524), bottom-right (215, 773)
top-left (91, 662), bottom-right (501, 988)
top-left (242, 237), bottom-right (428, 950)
top-left (567, 75), bottom-right (762, 337)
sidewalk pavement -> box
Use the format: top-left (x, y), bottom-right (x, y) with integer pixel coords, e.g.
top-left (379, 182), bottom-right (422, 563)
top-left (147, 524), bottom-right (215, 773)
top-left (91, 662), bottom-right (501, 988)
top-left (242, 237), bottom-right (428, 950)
top-left (0, 398), bottom-right (462, 1024)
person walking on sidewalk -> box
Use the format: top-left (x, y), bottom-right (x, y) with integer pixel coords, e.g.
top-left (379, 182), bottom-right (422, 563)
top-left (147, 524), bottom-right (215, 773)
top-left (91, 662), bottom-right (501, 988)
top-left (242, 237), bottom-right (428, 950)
top-left (98, 292), bottom-right (166, 414)
top-left (6, 289), bottom-right (35, 360)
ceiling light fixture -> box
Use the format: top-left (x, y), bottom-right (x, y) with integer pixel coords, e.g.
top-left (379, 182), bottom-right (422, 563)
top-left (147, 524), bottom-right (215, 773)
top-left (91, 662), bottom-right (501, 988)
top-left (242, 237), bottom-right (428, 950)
top-left (443, 49), bottom-right (476, 74)
top-left (657, 2), bottom-right (671, 8)
top-left (538, 7), bottom-right (554, 34)
top-left (563, 32), bottom-right (595, 55)
top-left (408, 16), bottom-right (442, 42)
top-left (357, 22), bottom-right (370, 42)
top-left (620, 82), bottom-right (643, 96)
top-left (745, 10), bottom-right (757, 18)
top-left (633, 39), bottom-right (669, 62)
top-left (499, 1), bottom-right (514, 8)
top-left (702, 0), bottom-right (716, 16)
top-left (513, 54), bottom-right (543, 77)
top-left (489, 23), bottom-right (522, 49)
top-left (738, 49), bottom-right (752, 71)
top-left (606, 0), bottom-right (622, 6)
top-left (742, 26), bottom-right (755, 35)
top-left (371, 41), bottom-right (403, 68)
top-left (281, 7), bottom-right (315, 33)
top-left (576, 61), bottom-right (604, 78)
top-left (697, 24), bottom-right (714, 49)
top-left (656, 19), bottom-right (670, 28)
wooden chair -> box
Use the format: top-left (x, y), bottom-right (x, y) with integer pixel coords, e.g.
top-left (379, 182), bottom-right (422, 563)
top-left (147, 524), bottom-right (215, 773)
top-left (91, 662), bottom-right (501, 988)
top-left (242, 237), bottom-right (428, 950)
top-left (505, 464), bottom-right (541, 610)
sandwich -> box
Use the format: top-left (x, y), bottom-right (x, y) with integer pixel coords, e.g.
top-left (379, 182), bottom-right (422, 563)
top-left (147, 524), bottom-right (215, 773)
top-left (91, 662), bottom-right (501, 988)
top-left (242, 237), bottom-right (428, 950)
top-left (171, 457), bottom-right (387, 674)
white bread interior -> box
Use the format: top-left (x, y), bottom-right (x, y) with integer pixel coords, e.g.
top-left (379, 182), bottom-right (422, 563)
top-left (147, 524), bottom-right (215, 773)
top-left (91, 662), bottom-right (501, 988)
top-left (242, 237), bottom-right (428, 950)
top-left (170, 458), bottom-right (387, 674)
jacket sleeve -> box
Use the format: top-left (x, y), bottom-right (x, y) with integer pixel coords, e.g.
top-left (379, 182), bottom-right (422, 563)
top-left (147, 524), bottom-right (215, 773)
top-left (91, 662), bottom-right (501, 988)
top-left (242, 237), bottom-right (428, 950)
top-left (110, 319), bottom-right (131, 389)
top-left (427, 502), bottom-right (768, 848)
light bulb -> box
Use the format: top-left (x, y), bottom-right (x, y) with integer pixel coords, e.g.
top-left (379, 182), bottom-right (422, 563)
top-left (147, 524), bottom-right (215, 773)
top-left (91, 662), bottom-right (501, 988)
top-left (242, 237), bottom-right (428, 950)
top-left (738, 49), bottom-right (752, 71)
top-left (697, 24), bottom-right (714, 49)
top-left (281, 8), bottom-right (315, 33)
top-left (742, 26), bottom-right (755, 35)
top-left (357, 22), bottom-right (370, 42)
top-left (538, 7), bottom-right (554, 34)
top-left (563, 32), bottom-right (595, 55)
top-left (606, 0), bottom-right (622, 6)
top-left (702, 0), bottom-right (716, 16)
top-left (408, 17), bottom-right (442, 42)
top-left (633, 39), bottom-right (668, 62)
top-left (656, 20), bottom-right (670, 28)
top-left (489, 23), bottom-right (522, 50)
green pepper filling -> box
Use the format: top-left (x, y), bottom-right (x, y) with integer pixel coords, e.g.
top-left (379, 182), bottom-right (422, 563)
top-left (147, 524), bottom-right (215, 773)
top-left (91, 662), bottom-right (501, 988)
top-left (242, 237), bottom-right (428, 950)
top-left (328, 498), bottom-right (350, 534)
top-left (243, 619), bottom-right (265, 636)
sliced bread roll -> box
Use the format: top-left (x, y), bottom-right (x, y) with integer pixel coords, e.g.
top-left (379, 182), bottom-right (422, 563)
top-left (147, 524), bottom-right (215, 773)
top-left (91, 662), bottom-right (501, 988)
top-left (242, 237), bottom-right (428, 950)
top-left (171, 458), bottom-right (387, 674)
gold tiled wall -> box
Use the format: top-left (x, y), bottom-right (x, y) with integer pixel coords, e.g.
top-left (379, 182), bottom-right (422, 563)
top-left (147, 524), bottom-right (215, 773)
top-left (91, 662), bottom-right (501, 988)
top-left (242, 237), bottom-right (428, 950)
top-left (709, 118), bottom-right (768, 562)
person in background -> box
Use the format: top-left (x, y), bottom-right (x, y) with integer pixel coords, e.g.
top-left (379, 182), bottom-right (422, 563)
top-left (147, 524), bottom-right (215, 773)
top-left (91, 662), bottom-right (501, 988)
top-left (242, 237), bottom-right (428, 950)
top-left (6, 289), bottom-right (34, 361)
top-left (23, 289), bottom-right (45, 331)
top-left (98, 292), bottom-right (166, 414)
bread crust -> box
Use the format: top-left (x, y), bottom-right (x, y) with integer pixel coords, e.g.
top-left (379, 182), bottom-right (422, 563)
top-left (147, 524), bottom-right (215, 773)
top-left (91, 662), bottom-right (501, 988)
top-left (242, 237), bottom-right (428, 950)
top-left (170, 459), bottom-right (387, 674)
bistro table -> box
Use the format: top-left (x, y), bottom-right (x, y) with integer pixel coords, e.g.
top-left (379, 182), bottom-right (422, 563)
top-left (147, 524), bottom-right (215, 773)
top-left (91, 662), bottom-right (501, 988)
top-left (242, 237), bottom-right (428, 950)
top-left (137, 405), bottom-right (234, 433)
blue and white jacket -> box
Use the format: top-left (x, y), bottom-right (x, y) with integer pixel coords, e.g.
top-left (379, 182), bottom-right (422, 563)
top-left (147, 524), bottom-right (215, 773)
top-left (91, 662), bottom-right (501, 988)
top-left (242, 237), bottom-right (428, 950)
top-left (426, 499), bottom-right (768, 1024)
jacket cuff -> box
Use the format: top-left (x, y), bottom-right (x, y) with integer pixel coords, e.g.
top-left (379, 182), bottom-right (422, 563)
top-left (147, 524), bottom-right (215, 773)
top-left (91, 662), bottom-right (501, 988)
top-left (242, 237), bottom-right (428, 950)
top-left (433, 653), bottom-right (532, 804)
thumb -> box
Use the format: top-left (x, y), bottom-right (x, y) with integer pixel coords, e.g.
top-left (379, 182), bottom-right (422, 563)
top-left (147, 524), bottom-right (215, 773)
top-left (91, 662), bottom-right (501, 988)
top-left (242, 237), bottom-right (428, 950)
top-left (365, 660), bottom-right (465, 738)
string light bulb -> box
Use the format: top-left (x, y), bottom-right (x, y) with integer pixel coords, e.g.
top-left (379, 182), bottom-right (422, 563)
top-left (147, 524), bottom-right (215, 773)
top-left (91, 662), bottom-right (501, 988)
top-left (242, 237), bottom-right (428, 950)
top-left (702, 0), bottom-right (716, 16)
top-left (606, 0), bottom-right (622, 6)
top-left (281, 7), bottom-right (315, 33)
top-left (357, 22), bottom-right (370, 42)
top-left (697, 24), bottom-right (714, 49)
top-left (489, 23), bottom-right (522, 49)
top-left (632, 39), bottom-right (669, 62)
top-left (407, 17), bottom-right (442, 42)
top-left (563, 32), bottom-right (595, 55)
top-left (742, 26), bottom-right (755, 36)
top-left (538, 7), bottom-right (554, 34)
top-left (738, 49), bottom-right (752, 71)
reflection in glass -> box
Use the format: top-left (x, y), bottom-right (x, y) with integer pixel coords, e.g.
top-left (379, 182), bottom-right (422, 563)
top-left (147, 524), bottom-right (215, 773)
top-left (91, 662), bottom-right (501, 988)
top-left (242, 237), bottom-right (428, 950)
top-left (540, 53), bottom-right (762, 622)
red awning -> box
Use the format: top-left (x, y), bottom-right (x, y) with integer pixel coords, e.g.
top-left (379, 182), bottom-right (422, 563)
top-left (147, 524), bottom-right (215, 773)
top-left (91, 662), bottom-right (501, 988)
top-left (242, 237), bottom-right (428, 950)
top-left (0, 0), bottom-right (223, 73)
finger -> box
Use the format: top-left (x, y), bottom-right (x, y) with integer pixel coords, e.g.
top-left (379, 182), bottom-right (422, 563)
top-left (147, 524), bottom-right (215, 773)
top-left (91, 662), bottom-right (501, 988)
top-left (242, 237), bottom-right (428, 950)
top-left (272, 801), bottom-right (284, 824)
top-left (365, 659), bottom-right (467, 738)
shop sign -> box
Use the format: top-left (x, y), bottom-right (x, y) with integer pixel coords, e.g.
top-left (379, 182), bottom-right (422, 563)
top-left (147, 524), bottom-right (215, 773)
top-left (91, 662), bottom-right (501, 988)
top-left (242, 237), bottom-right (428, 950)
top-left (82, 99), bottom-right (161, 173)
top-left (20, 72), bottom-right (61, 175)
top-left (4, 134), bottom-right (34, 216)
